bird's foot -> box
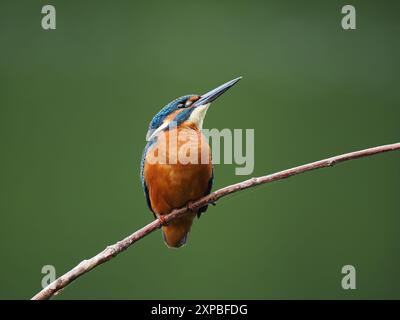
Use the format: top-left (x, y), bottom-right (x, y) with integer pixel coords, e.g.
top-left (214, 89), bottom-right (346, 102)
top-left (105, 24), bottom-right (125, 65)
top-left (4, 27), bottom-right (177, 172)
top-left (156, 214), bottom-right (168, 227)
top-left (187, 201), bottom-right (197, 212)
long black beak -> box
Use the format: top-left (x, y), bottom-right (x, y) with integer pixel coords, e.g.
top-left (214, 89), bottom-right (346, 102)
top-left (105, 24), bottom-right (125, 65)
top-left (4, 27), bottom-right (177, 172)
top-left (192, 76), bottom-right (242, 108)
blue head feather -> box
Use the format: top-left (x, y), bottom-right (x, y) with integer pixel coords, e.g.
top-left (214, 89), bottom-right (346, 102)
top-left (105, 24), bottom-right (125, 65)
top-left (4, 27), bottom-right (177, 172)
top-left (147, 95), bottom-right (196, 133)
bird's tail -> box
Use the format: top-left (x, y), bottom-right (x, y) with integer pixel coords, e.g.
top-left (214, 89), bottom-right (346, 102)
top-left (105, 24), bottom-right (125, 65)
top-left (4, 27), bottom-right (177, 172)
top-left (161, 211), bottom-right (196, 248)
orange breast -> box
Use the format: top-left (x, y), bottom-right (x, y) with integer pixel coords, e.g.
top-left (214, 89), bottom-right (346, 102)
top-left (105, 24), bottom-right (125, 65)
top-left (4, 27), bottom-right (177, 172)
top-left (143, 124), bottom-right (212, 215)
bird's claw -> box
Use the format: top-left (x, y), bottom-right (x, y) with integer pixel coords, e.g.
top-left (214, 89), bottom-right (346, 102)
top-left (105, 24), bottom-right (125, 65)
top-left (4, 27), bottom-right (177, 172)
top-left (157, 214), bottom-right (168, 227)
top-left (187, 201), bottom-right (196, 212)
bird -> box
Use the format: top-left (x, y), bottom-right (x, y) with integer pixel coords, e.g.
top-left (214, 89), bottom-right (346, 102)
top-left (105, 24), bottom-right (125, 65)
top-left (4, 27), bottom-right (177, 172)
top-left (140, 77), bottom-right (242, 248)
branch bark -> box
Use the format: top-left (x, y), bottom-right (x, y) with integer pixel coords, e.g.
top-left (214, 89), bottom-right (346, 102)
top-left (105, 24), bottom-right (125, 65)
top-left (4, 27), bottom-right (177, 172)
top-left (31, 142), bottom-right (400, 300)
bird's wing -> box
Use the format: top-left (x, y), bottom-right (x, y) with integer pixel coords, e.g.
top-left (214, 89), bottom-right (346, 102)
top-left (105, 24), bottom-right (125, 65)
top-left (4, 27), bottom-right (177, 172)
top-left (143, 182), bottom-right (156, 219)
top-left (140, 141), bottom-right (156, 219)
top-left (197, 167), bottom-right (214, 218)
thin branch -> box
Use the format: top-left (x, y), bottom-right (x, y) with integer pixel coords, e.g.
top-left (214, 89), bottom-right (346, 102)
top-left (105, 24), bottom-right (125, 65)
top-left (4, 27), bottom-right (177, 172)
top-left (31, 142), bottom-right (400, 300)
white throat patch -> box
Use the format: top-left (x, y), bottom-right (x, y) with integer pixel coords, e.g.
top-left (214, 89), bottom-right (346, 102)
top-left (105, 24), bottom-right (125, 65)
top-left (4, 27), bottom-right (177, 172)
top-left (188, 103), bottom-right (210, 129)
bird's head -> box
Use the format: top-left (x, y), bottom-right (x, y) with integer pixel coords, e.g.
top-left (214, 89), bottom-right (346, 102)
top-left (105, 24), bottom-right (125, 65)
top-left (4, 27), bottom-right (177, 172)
top-left (146, 77), bottom-right (242, 141)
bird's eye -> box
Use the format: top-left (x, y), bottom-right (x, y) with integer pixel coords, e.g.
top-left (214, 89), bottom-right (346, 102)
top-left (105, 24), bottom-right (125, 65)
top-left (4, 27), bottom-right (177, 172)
top-left (177, 103), bottom-right (185, 108)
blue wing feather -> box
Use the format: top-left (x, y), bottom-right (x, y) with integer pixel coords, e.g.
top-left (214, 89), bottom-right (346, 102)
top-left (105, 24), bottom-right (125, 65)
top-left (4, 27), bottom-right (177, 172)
top-left (197, 167), bottom-right (214, 218)
top-left (140, 140), bottom-right (156, 218)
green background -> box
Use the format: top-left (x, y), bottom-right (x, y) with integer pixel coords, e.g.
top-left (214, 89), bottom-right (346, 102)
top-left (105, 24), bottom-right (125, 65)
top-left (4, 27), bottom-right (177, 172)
top-left (0, 0), bottom-right (399, 299)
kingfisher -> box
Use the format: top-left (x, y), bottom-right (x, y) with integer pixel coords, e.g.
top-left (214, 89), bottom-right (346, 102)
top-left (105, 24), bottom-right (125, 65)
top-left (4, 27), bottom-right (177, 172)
top-left (140, 77), bottom-right (242, 248)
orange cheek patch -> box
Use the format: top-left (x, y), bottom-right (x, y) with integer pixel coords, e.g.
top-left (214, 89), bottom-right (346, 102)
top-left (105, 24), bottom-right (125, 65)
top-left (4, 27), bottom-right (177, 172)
top-left (164, 109), bottom-right (182, 122)
top-left (188, 95), bottom-right (200, 103)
